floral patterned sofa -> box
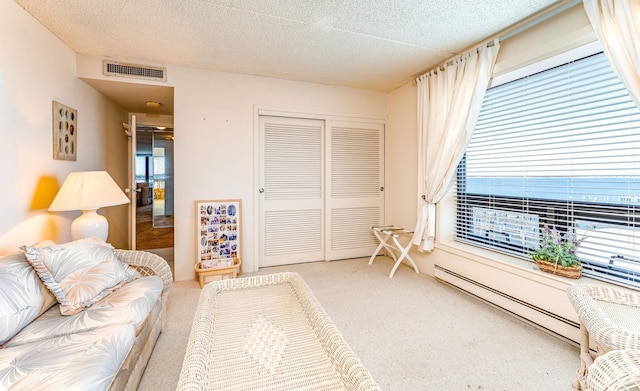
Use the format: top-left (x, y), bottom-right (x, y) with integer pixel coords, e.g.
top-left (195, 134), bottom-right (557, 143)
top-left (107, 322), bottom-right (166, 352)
top-left (0, 238), bottom-right (172, 390)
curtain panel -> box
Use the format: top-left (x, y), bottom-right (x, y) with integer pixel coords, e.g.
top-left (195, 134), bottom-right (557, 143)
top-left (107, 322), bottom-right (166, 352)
top-left (583, 0), bottom-right (640, 107)
top-left (411, 43), bottom-right (500, 252)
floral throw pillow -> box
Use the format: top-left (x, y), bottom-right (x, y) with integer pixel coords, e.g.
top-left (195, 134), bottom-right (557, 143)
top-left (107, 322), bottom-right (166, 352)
top-left (21, 238), bottom-right (139, 316)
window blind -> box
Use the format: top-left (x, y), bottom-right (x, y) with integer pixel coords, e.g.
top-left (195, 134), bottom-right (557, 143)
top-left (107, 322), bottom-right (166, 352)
top-left (456, 52), bottom-right (640, 288)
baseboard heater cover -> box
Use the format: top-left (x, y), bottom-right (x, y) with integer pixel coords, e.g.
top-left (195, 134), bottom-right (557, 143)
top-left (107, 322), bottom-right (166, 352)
top-left (434, 264), bottom-right (579, 345)
top-left (103, 60), bottom-right (167, 81)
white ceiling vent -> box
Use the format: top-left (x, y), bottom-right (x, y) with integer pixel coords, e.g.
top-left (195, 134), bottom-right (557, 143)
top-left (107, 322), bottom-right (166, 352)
top-left (103, 60), bottom-right (166, 81)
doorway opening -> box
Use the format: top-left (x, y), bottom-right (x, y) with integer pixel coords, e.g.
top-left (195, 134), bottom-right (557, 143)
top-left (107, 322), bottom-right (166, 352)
top-left (135, 126), bottom-right (174, 250)
top-left (77, 77), bottom-right (175, 275)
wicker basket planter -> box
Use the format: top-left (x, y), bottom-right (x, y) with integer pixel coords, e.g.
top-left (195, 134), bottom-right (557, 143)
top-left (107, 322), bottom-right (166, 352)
top-left (195, 258), bottom-right (242, 288)
top-left (534, 256), bottom-right (582, 279)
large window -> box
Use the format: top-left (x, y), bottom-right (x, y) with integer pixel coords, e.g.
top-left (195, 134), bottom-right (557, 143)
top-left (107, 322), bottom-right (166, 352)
top-left (456, 51), bottom-right (640, 288)
top-left (135, 155), bottom-right (148, 183)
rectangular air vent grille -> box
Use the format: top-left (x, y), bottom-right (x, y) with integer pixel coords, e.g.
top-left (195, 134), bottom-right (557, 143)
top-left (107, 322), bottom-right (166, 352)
top-left (103, 61), bottom-right (166, 81)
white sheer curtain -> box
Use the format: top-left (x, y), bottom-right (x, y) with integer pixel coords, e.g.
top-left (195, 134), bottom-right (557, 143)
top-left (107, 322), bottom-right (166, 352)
top-left (584, 0), bottom-right (640, 107)
top-left (411, 42), bottom-right (500, 252)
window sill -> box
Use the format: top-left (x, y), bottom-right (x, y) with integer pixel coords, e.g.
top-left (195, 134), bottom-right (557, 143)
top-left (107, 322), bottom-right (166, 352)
top-left (433, 240), bottom-right (608, 291)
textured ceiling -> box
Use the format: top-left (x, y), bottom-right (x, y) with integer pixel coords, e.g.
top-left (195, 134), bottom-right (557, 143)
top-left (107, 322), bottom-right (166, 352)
top-left (14, 0), bottom-right (563, 93)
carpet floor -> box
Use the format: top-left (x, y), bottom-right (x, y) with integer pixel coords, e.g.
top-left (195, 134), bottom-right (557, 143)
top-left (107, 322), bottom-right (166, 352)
top-left (138, 257), bottom-right (579, 391)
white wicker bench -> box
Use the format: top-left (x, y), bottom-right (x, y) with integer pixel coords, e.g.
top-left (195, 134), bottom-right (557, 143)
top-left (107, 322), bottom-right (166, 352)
top-left (177, 272), bottom-right (380, 390)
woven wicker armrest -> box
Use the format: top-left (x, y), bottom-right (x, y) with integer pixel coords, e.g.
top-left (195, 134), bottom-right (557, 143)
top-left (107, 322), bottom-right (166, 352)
top-left (586, 349), bottom-right (640, 391)
top-left (567, 285), bottom-right (640, 352)
top-left (115, 249), bottom-right (173, 291)
top-left (115, 249), bottom-right (173, 329)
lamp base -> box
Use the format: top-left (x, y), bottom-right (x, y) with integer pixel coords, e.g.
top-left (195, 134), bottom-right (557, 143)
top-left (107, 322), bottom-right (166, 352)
top-left (71, 209), bottom-right (109, 241)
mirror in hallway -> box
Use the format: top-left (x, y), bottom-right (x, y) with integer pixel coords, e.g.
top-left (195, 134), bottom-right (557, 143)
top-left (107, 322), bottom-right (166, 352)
top-left (135, 126), bottom-right (175, 251)
top-left (151, 130), bottom-right (174, 228)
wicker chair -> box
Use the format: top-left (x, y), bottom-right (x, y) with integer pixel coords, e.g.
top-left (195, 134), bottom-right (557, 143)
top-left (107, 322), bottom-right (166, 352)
top-left (585, 349), bottom-right (640, 391)
top-left (567, 285), bottom-right (640, 390)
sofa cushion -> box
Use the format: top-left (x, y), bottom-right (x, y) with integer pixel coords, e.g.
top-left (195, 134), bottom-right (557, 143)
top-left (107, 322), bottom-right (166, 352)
top-left (21, 238), bottom-right (139, 316)
top-left (0, 323), bottom-right (135, 391)
top-left (0, 252), bottom-right (57, 346)
top-left (4, 275), bottom-right (163, 348)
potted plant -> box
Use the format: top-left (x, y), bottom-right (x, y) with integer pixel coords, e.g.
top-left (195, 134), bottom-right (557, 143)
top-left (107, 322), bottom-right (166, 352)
top-left (531, 225), bottom-right (583, 279)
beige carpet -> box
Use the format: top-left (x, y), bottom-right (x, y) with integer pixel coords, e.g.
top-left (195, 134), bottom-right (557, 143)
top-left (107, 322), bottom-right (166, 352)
top-left (138, 257), bottom-right (579, 391)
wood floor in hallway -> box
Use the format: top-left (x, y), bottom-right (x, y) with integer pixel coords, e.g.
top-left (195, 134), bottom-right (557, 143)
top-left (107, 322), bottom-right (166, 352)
top-left (136, 204), bottom-right (175, 279)
top-left (136, 204), bottom-right (174, 250)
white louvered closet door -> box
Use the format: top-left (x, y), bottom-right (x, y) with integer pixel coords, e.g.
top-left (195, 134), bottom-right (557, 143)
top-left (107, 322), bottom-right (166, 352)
top-left (259, 116), bottom-right (325, 267)
top-left (326, 121), bottom-right (384, 260)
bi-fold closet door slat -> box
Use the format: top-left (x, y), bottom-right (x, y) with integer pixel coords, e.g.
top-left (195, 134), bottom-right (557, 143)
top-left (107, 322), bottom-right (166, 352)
top-left (259, 116), bottom-right (325, 266)
top-left (326, 121), bottom-right (384, 261)
top-left (258, 116), bottom-right (384, 267)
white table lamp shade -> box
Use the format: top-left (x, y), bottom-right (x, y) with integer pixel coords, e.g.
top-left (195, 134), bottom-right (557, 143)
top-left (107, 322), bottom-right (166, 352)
top-left (49, 171), bottom-right (130, 241)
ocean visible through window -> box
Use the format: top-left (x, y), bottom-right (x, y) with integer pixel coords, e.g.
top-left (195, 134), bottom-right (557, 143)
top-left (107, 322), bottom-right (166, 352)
top-left (456, 51), bottom-right (640, 287)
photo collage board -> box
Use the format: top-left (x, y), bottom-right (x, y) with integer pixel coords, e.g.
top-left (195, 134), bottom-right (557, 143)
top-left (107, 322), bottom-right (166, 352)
top-left (196, 199), bottom-right (241, 268)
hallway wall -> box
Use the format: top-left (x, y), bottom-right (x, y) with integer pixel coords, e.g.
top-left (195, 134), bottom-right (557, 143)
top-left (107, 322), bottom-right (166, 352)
top-left (0, 0), bottom-right (129, 253)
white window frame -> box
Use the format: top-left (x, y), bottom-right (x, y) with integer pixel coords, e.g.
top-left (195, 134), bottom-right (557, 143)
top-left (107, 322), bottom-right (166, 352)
top-left (455, 41), bottom-right (640, 289)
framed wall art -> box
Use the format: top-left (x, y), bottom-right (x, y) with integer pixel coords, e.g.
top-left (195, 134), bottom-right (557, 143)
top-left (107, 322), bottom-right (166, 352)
top-left (52, 101), bottom-right (77, 161)
top-left (196, 199), bottom-right (241, 268)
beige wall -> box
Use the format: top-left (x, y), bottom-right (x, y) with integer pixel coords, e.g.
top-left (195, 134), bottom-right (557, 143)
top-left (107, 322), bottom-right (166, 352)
top-left (170, 68), bottom-right (388, 280)
top-left (0, 0), bottom-right (129, 254)
top-left (76, 45), bottom-right (389, 283)
top-left (493, 3), bottom-right (595, 78)
top-left (5, 0), bottom-right (388, 280)
top-left (4, 0), bottom-right (596, 320)
top-left (386, 83), bottom-right (418, 231)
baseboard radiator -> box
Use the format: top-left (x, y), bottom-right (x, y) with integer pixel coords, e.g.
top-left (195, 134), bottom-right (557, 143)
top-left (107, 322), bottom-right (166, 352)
top-left (434, 265), bottom-right (580, 345)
